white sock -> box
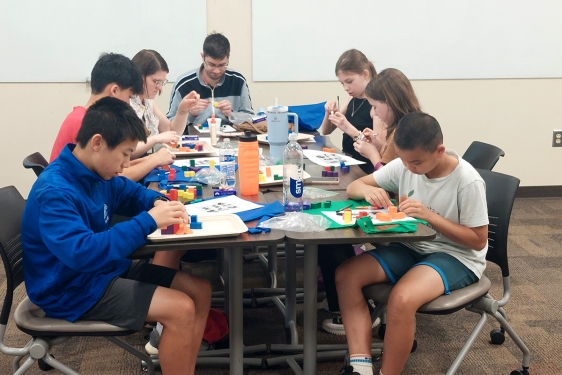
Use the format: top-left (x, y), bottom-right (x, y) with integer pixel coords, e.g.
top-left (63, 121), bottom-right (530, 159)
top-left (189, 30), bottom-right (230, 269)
top-left (349, 354), bottom-right (373, 375)
top-left (156, 322), bottom-right (163, 335)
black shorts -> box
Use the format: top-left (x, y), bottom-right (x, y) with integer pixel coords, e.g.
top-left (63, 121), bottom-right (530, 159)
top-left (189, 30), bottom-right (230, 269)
top-left (79, 261), bottom-right (177, 331)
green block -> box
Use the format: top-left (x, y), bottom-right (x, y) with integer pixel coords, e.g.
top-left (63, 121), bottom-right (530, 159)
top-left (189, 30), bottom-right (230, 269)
top-left (330, 166), bottom-right (335, 171)
top-left (181, 165), bottom-right (188, 171)
top-left (311, 202), bottom-right (322, 209)
top-left (274, 174), bottom-right (283, 180)
top-left (190, 160), bottom-right (196, 167)
top-left (323, 201), bottom-right (332, 208)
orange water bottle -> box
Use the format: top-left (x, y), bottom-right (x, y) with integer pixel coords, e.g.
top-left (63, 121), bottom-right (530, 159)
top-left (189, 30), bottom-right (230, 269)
top-left (238, 131), bottom-right (260, 195)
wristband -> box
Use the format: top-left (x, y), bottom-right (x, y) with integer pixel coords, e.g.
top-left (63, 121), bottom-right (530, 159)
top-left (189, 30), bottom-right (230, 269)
top-left (374, 161), bottom-right (383, 171)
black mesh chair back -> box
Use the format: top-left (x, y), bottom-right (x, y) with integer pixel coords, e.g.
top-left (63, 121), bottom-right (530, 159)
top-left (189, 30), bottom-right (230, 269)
top-left (0, 186), bottom-right (26, 326)
top-left (477, 169), bottom-right (520, 277)
top-left (22, 152), bottom-right (49, 177)
top-left (462, 141), bottom-right (505, 170)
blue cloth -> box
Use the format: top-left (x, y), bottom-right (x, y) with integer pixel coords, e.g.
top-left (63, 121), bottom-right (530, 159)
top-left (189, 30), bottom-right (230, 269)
top-left (234, 200), bottom-right (284, 233)
top-left (22, 144), bottom-right (161, 322)
top-left (288, 102), bottom-right (326, 132)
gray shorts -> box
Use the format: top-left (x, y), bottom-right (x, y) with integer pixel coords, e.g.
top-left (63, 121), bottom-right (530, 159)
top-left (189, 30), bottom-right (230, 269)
top-left (79, 261), bottom-right (177, 331)
top-left (367, 242), bottom-right (478, 295)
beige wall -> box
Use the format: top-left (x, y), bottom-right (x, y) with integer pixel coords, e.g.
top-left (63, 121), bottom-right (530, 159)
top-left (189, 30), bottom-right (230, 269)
top-left (1, 0), bottom-right (561, 197)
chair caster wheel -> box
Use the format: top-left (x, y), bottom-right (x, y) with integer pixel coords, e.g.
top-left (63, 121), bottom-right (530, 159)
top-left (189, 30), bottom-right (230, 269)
top-left (510, 369), bottom-right (529, 375)
top-left (378, 324), bottom-right (386, 339)
top-left (411, 339), bottom-right (417, 353)
top-left (490, 327), bottom-right (505, 345)
top-left (38, 358), bottom-right (54, 371)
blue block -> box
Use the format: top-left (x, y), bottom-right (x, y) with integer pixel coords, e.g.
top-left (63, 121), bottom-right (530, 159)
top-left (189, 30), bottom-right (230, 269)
top-left (190, 215), bottom-right (198, 223)
top-left (190, 221), bottom-right (203, 229)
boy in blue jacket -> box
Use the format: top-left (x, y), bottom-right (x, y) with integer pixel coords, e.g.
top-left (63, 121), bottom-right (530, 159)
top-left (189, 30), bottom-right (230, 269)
top-left (22, 97), bottom-right (211, 375)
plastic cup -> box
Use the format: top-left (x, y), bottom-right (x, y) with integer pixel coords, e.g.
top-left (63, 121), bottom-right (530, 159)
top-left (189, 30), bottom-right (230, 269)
top-left (207, 117), bottom-right (222, 134)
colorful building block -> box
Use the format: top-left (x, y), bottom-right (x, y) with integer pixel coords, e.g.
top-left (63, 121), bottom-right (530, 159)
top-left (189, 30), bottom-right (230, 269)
top-left (375, 212), bottom-right (392, 222)
top-left (190, 221), bottom-right (203, 229)
top-left (323, 201), bottom-right (332, 208)
top-left (343, 208), bottom-right (352, 223)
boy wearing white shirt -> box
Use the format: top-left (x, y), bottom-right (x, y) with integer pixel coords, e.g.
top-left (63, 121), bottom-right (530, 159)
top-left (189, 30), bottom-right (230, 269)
top-left (337, 112), bottom-right (489, 375)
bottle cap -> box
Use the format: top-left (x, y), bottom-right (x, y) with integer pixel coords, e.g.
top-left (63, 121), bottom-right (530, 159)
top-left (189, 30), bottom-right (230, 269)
top-left (288, 133), bottom-right (298, 141)
top-left (239, 130), bottom-right (257, 142)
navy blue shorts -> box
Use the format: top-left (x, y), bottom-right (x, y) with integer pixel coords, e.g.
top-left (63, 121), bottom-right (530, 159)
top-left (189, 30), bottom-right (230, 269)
top-left (367, 243), bottom-right (478, 294)
top-left (79, 261), bottom-right (177, 331)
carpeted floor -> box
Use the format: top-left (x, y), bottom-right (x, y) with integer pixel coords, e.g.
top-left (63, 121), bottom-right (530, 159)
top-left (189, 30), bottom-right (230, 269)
top-left (1, 197), bottom-right (561, 374)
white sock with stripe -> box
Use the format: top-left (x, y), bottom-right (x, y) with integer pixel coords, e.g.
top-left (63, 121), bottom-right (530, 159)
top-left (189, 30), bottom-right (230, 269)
top-left (349, 354), bottom-right (373, 375)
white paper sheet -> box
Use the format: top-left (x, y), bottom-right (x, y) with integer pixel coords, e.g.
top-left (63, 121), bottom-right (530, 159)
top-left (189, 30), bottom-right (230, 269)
top-left (185, 195), bottom-right (262, 216)
top-left (321, 210), bottom-right (416, 226)
top-left (302, 150), bottom-right (366, 166)
top-left (173, 157), bottom-right (219, 168)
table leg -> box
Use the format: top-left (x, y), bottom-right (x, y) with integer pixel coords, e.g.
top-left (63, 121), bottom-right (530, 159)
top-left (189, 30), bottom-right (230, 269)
top-left (229, 246), bottom-right (243, 375)
top-left (284, 242), bottom-right (298, 344)
top-left (303, 244), bottom-right (318, 375)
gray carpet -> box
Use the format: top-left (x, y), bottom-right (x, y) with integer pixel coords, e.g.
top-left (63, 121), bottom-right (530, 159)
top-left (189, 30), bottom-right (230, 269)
top-left (1, 197), bottom-right (561, 374)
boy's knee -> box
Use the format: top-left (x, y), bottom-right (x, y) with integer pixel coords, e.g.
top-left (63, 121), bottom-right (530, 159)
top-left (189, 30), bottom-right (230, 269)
top-left (335, 262), bottom-right (352, 287)
top-left (387, 288), bottom-right (417, 315)
top-left (171, 295), bottom-right (196, 323)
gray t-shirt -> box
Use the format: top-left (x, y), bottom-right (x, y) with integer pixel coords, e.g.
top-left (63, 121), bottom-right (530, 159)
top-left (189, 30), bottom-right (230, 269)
top-left (373, 150), bottom-right (489, 277)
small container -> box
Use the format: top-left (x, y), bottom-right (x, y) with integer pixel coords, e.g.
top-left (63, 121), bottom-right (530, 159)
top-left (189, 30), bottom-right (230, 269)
top-left (238, 131), bottom-right (260, 195)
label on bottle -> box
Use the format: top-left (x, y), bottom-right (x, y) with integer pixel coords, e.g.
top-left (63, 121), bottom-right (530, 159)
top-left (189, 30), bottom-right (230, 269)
top-left (221, 154), bottom-right (235, 163)
top-left (289, 177), bottom-right (303, 198)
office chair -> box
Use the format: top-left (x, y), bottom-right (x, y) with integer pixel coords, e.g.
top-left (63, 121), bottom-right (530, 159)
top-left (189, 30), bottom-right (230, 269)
top-left (0, 186), bottom-right (156, 375)
top-left (362, 169), bottom-right (530, 375)
top-left (462, 141), bottom-right (505, 170)
top-left (22, 152), bottom-right (49, 177)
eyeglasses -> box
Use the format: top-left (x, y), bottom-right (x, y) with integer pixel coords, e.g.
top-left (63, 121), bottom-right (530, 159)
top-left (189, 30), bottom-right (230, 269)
top-left (204, 60), bottom-right (229, 70)
top-left (152, 78), bottom-right (168, 87)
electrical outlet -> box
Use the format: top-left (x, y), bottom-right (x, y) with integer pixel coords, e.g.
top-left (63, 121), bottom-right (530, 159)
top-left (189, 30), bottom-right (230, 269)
top-left (553, 130), bottom-right (562, 147)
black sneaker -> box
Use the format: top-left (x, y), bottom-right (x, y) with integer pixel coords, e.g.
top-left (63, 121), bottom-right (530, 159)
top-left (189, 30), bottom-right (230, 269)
top-left (339, 365), bottom-right (361, 375)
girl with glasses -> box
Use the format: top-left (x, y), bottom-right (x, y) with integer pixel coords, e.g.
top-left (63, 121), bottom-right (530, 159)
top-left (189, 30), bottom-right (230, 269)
top-left (130, 49), bottom-right (200, 158)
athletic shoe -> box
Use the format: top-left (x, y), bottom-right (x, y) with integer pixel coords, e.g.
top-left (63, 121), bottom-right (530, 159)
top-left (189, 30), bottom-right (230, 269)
top-left (338, 365), bottom-right (361, 375)
top-left (144, 326), bottom-right (210, 355)
top-left (319, 298), bottom-right (340, 313)
top-left (322, 314), bottom-right (380, 336)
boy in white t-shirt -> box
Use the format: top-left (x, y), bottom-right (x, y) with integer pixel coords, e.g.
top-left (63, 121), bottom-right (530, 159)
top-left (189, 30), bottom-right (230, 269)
top-left (336, 112), bottom-right (489, 375)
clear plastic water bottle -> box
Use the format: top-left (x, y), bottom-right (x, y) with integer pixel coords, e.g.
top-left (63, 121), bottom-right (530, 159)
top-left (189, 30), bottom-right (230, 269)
top-left (283, 133), bottom-right (304, 212)
top-left (219, 138), bottom-right (236, 188)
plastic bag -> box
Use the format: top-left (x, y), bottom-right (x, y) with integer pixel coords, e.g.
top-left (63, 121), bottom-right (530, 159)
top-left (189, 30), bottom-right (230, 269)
top-left (302, 187), bottom-right (339, 199)
top-left (189, 167), bottom-right (222, 186)
top-left (258, 212), bottom-right (331, 232)
top-left (228, 112), bottom-right (254, 125)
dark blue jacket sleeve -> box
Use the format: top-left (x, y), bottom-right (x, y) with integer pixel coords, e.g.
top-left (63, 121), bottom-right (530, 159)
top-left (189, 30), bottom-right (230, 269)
top-left (37, 187), bottom-right (157, 273)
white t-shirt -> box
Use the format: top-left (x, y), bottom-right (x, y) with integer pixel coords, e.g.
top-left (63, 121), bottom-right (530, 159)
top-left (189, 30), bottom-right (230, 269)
top-left (373, 150), bottom-right (489, 278)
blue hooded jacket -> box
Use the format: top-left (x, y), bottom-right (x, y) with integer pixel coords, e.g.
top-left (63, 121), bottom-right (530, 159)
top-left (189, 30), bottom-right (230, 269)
top-left (22, 145), bottom-right (161, 322)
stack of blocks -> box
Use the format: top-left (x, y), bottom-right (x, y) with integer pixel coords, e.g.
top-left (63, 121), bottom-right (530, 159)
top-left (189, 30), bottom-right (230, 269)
top-left (160, 215), bottom-right (203, 235)
top-left (160, 185), bottom-right (204, 204)
top-left (322, 166), bottom-right (340, 178)
top-left (375, 206), bottom-right (406, 221)
top-left (258, 167), bottom-right (283, 183)
top-left (157, 166), bottom-right (197, 182)
top-left (302, 200), bottom-right (331, 211)
top-left (176, 142), bottom-right (205, 152)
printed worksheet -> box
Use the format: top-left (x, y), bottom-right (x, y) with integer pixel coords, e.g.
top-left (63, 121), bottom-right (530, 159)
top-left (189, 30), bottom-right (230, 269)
top-left (303, 150), bottom-right (366, 166)
top-left (185, 195), bottom-right (262, 216)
